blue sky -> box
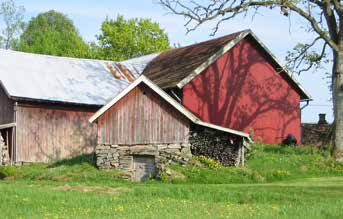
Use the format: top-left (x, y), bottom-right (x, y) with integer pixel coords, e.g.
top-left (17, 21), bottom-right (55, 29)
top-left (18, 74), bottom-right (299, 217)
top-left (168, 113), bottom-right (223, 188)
top-left (13, 0), bottom-right (334, 123)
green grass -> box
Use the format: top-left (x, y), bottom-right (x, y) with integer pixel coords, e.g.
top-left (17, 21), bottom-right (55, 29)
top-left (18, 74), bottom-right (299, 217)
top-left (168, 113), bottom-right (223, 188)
top-left (169, 143), bottom-right (343, 184)
top-left (0, 144), bottom-right (342, 218)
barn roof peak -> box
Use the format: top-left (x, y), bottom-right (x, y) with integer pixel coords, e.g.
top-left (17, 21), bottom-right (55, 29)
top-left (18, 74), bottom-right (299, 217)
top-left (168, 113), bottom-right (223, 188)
top-left (142, 29), bottom-right (311, 100)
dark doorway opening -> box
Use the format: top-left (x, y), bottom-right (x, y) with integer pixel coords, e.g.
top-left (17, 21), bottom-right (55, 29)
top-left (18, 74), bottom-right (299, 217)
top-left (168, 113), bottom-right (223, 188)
top-left (133, 155), bottom-right (157, 182)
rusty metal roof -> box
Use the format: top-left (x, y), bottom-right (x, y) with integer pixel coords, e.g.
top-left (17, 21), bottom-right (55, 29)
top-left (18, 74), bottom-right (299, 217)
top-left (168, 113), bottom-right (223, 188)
top-left (0, 49), bottom-right (159, 106)
top-left (143, 30), bottom-right (245, 89)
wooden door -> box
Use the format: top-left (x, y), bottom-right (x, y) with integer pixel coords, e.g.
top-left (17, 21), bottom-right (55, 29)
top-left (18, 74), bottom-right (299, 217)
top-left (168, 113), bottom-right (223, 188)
top-left (133, 155), bottom-right (156, 182)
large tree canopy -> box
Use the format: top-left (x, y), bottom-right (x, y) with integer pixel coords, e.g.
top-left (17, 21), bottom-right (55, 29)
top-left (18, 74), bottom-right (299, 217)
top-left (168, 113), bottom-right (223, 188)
top-left (159, 0), bottom-right (343, 161)
top-left (94, 15), bottom-right (170, 61)
top-left (17, 10), bottom-right (90, 58)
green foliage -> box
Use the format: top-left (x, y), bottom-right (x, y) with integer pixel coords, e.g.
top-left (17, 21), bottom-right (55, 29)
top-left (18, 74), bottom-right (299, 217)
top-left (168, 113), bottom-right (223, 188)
top-left (94, 15), bottom-right (170, 61)
top-left (17, 10), bottom-right (90, 58)
top-left (0, 0), bottom-right (25, 49)
top-left (285, 42), bottom-right (330, 74)
top-left (194, 155), bottom-right (222, 169)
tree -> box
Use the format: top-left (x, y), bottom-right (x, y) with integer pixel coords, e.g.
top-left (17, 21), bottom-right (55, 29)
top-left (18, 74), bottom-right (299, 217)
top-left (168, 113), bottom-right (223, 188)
top-left (18, 10), bottom-right (90, 58)
top-left (159, 0), bottom-right (343, 161)
top-left (94, 15), bottom-right (170, 61)
top-left (0, 0), bottom-right (25, 49)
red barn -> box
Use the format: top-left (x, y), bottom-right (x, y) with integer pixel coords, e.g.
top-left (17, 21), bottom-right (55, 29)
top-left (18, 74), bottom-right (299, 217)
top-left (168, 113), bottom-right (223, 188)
top-left (144, 30), bottom-right (311, 144)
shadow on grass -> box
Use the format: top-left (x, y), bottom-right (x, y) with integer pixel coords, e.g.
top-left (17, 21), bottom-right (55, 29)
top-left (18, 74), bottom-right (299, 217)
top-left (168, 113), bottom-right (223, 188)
top-left (0, 172), bottom-right (6, 180)
top-left (48, 153), bottom-right (96, 168)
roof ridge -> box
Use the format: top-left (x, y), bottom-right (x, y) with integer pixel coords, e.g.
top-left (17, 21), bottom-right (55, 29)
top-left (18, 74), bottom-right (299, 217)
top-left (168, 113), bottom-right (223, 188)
top-left (0, 48), bottom-right (115, 62)
top-left (0, 48), bottom-right (162, 64)
top-left (160, 29), bottom-right (250, 54)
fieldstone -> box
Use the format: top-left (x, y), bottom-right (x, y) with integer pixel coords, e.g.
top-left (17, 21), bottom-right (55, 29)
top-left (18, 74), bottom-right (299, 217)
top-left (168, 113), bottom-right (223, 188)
top-left (95, 143), bottom-right (191, 178)
top-left (97, 145), bottom-right (111, 150)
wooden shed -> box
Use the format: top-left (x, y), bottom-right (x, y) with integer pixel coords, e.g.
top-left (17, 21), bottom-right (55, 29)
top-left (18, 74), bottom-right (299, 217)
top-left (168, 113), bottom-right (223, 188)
top-left (90, 75), bottom-right (249, 181)
top-left (0, 49), bottom-right (158, 163)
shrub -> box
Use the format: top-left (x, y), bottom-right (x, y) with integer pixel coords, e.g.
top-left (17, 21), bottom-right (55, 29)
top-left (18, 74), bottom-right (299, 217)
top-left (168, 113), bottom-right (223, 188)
top-left (195, 156), bottom-right (222, 169)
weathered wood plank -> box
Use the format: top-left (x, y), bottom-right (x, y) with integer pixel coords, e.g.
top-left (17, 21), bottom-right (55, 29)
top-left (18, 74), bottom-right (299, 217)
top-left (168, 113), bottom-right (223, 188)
top-left (0, 85), bottom-right (14, 125)
top-left (16, 105), bottom-right (97, 162)
top-left (98, 84), bottom-right (190, 145)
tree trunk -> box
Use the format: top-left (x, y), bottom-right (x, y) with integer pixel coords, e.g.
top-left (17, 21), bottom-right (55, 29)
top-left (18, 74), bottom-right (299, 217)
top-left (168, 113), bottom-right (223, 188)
top-left (333, 44), bottom-right (343, 162)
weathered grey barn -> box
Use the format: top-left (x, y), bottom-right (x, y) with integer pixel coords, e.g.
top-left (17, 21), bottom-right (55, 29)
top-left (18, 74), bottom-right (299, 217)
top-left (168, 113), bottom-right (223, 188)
top-left (0, 49), bottom-right (159, 163)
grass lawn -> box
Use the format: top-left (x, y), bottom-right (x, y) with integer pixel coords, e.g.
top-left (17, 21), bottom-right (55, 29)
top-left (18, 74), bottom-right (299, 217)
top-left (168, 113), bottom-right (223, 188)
top-left (0, 144), bottom-right (342, 219)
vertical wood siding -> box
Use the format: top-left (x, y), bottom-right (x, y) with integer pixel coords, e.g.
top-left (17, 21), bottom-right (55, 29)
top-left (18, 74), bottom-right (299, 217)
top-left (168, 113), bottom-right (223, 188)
top-left (16, 105), bottom-right (97, 162)
top-left (0, 85), bottom-right (14, 124)
top-left (98, 84), bottom-right (190, 145)
top-left (182, 38), bottom-right (301, 144)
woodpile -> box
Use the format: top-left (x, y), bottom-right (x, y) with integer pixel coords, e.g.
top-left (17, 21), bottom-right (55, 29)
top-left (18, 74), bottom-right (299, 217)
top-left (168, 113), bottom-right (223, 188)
top-left (190, 127), bottom-right (242, 166)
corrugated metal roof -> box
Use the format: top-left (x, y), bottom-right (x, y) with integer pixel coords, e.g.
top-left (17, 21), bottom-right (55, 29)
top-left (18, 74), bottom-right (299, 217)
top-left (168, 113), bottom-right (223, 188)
top-left (0, 49), bottom-right (159, 106)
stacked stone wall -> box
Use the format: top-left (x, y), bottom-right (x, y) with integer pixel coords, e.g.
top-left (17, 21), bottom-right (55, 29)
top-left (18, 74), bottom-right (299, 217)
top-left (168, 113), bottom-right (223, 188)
top-left (96, 143), bottom-right (191, 179)
top-left (301, 123), bottom-right (332, 147)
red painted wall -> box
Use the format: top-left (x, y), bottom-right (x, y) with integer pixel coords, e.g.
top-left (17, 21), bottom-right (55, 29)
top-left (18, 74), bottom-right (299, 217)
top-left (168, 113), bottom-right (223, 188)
top-left (182, 38), bottom-right (301, 144)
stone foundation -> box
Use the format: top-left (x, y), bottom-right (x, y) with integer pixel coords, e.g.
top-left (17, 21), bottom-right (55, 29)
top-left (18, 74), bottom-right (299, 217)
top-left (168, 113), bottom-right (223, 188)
top-left (95, 143), bottom-right (192, 179)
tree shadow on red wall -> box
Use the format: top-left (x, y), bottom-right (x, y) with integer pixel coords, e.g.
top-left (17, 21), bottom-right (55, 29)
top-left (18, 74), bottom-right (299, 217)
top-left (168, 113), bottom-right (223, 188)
top-left (185, 38), bottom-right (300, 143)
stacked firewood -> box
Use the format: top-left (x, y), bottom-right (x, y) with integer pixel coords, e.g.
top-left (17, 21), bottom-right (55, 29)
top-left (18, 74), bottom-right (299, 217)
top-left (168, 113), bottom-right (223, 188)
top-left (189, 126), bottom-right (241, 166)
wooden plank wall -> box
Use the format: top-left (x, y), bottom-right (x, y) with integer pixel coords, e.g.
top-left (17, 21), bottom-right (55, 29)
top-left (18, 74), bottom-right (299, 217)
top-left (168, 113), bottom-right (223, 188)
top-left (0, 85), bottom-right (14, 125)
top-left (16, 105), bottom-right (98, 162)
top-left (98, 84), bottom-right (190, 145)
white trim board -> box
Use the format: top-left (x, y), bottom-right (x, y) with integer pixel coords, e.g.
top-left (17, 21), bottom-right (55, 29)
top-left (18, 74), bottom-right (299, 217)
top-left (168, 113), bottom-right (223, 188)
top-left (176, 30), bottom-right (311, 100)
top-left (89, 75), bottom-right (249, 138)
top-left (0, 123), bottom-right (16, 130)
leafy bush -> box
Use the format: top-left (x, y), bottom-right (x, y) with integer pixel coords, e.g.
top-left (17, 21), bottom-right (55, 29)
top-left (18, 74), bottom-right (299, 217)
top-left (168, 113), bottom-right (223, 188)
top-left (195, 156), bottom-right (222, 169)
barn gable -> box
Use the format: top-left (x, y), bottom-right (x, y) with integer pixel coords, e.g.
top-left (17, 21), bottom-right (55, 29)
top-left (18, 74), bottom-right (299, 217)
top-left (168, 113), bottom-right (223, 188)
top-left (143, 30), bottom-right (311, 101)
top-left (97, 83), bottom-right (191, 145)
top-left (182, 37), bottom-right (303, 144)
top-left (90, 75), bottom-right (249, 139)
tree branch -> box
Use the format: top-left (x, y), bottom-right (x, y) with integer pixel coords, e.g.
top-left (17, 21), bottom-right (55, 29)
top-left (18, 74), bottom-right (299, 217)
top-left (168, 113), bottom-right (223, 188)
top-left (159, 0), bottom-right (339, 51)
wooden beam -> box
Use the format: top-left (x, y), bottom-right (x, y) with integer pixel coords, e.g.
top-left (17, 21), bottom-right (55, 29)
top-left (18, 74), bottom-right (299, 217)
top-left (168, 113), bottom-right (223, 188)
top-left (0, 123), bottom-right (16, 130)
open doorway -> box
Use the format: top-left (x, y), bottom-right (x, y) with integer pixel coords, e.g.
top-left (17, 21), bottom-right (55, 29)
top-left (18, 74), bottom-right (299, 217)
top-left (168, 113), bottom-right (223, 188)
top-left (0, 127), bottom-right (13, 164)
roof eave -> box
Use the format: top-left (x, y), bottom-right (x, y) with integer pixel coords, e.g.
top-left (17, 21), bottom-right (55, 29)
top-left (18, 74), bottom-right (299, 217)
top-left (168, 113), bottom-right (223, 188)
top-left (9, 95), bottom-right (103, 108)
top-left (176, 30), bottom-right (251, 89)
top-left (247, 32), bottom-right (312, 100)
